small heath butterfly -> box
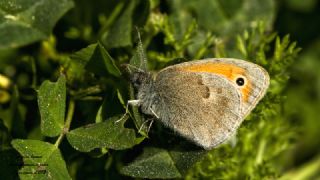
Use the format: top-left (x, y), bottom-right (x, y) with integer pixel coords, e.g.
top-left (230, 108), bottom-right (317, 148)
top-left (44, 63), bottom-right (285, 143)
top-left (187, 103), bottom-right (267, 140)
top-left (128, 58), bottom-right (269, 150)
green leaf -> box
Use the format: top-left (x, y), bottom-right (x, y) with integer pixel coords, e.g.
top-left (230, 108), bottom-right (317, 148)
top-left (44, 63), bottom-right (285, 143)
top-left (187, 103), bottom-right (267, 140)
top-left (121, 148), bottom-right (182, 178)
top-left (38, 75), bottom-right (66, 137)
top-left (0, 0), bottom-right (74, 49)
top-left (66, 116), bottom-right (143, 152)
top-left (66, 43), bottom-right (97, 82)
top-left (121, 147), bottom-right (205, 179)
top-left (81, 43), bottom-right (121, 77)
top-left (97, 42), bottom-right (122, 77)
top-left (168, 0), bottom-right (275, 37)
top-left (101, 0), bottom-right (136, 48)
top-left (70, 44), bottom-right (98, 67)
top-left (129, 50), bottom-right (143, 70)
top-left (11, 139), bottom-right (71, 180)
top-left (169, 148), bottom-right (206, 175)
top-left (95, 105), bottom-right (103, 123)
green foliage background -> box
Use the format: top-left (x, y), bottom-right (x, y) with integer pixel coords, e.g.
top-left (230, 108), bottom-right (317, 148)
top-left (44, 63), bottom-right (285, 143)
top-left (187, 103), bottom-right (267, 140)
top-left (0, 0), bottom-right (319, 179)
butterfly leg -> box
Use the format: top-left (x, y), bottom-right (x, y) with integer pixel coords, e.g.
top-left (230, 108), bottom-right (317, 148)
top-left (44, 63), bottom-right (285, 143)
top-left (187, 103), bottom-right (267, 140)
top-left (150, 107), bottom-right (159, 119)
top-left (138, 117), bottom-right (155, 134)
top-left (147, 118), bottom-right (154, 133)
top-left (115, 100), bottom-right (141, 123)
top-left (137, 107), bottom-right (158, 134)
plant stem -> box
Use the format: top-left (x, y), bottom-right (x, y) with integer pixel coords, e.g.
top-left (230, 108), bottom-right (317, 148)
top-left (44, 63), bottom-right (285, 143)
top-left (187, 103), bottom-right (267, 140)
top-left (55, 99), bottom-right (75, 147)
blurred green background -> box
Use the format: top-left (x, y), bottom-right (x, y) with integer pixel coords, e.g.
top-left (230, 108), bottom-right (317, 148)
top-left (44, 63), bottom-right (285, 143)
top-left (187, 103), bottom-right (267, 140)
top-left (277, 0), bottom-right (320, 171)
top-left (0, 0), bottom-right (319, 179)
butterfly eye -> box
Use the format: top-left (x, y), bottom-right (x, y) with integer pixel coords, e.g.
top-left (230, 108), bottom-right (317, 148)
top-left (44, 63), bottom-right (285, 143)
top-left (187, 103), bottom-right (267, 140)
top-left (236, 77), bottom-right (245, 86)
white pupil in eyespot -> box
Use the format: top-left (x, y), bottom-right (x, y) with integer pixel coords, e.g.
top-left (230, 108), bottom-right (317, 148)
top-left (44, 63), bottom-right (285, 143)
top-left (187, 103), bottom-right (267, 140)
top-left (236, 77), bottom-right (245, 86)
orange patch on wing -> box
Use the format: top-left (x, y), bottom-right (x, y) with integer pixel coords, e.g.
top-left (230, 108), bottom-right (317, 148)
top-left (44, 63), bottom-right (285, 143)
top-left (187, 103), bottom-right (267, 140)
top-left (241, 83), bottom-right (251, 103)
top-left (178, 63), bottom-right (251, 102)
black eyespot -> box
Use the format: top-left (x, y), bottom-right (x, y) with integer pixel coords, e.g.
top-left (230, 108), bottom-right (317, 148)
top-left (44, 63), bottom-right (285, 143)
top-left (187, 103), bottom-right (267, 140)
top-left (236, 77), bottom-right (245, 86)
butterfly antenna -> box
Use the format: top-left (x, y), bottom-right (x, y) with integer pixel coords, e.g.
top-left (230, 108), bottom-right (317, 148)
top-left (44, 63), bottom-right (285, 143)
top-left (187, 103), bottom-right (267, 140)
top-left (135, 26), bottom-right (147, 71)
